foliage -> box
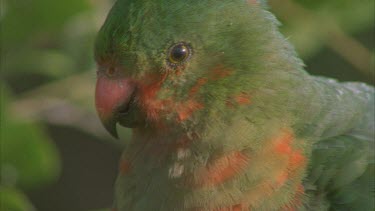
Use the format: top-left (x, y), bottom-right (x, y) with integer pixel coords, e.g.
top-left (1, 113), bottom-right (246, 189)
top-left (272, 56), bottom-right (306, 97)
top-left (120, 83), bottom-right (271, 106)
top-left (0, 187), bottom-right (34, 211)
top-left (270, 0), bottom-right (374, 59)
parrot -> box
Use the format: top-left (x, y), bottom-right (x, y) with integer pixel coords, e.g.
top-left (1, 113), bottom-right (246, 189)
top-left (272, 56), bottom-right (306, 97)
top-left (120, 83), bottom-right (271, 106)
top-left (94, 0), bottom-right (375, 210)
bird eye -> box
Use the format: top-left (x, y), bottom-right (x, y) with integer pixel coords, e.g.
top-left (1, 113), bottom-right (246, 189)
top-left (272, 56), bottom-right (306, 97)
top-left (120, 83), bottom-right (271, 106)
top-left (167, 42), bottom-right (192, 66)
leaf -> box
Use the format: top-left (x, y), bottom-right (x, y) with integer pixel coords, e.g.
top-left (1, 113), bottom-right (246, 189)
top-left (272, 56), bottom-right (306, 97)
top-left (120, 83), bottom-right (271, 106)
top-left (0, 187), bottom-right (35, 211)
top-left (1, 0), bottom-right (91, 45)
top-left (1, 0), bottom-right (95, 83)
top-left (1, 86), bottom-right (61, 189)
top-left (269, 0), bottom-right (375, 58)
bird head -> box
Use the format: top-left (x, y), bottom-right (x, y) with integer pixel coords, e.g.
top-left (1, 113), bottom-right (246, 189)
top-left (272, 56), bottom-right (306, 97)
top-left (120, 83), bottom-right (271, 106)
top-left (94, 0), bottom-right (299, 138)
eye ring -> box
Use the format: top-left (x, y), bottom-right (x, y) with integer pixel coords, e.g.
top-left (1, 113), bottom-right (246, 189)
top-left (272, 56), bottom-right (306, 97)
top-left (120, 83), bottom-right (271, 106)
top-left (167, 42), bottom-right (192, 67)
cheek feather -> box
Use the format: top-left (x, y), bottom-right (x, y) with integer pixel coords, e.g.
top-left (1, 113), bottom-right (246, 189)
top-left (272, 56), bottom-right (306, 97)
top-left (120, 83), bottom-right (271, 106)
top-left (138, 74), bottom-right (207, 123)
top-left (235, 93), bottom-right (252, 105)
top-left (226, 92), bottom-right (252, 108)
top-left (189, 78), bottom-right (209, 97)
top-left (210, 65), bottom-right (233, 80)
top-left (138, 73), bottom-right (167, 100)
top-left (136, 65), bottom-right (236, 123)
top-left (176, 100), bottom-right (205, 122)
top-left (210, 65), bottom-right (253, 108)
top-left (137, 73), bottom-right (167, 121)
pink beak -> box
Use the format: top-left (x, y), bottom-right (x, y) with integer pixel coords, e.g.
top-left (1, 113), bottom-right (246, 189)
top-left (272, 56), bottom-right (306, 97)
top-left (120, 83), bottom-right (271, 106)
top-left (95, 75), bottom-right (135, 138)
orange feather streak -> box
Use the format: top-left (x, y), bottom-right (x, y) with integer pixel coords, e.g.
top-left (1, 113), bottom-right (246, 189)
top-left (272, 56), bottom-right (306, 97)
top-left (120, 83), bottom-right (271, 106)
top-left (190, 151), bottom-right (249, 188)
top-left (137, 65), bottom-right (234, 122)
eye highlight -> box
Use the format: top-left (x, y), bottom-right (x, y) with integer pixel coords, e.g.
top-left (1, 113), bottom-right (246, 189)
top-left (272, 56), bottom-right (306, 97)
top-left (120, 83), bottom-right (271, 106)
top-left (167, 42), bottom-right (192, 66)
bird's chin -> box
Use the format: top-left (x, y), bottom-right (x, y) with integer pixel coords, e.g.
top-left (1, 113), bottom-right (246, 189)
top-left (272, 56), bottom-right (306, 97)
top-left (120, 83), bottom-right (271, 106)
top-left (118, 117), bottom-right (140, 128)
top-left (117, 106), bottom-right (143, 128)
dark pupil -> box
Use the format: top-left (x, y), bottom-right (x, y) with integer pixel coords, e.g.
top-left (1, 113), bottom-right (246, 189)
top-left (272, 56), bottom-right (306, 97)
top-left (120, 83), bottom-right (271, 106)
top-left (171, 44), bottom-right (187, 62)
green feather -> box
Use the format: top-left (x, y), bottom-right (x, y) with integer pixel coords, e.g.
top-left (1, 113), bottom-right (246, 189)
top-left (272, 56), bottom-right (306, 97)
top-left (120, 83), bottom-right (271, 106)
top-left (94, 0), bottom-right (375, 210)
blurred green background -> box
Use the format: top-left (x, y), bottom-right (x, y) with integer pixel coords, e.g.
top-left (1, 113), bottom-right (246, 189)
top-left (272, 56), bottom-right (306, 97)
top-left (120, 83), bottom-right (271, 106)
top-left (0, 0), bottom-right (374, 210)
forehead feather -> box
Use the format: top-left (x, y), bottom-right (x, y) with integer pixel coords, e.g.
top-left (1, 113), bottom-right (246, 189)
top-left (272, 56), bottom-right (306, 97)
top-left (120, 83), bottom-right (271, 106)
top-left (95, 0), bottom-right (273, 63)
